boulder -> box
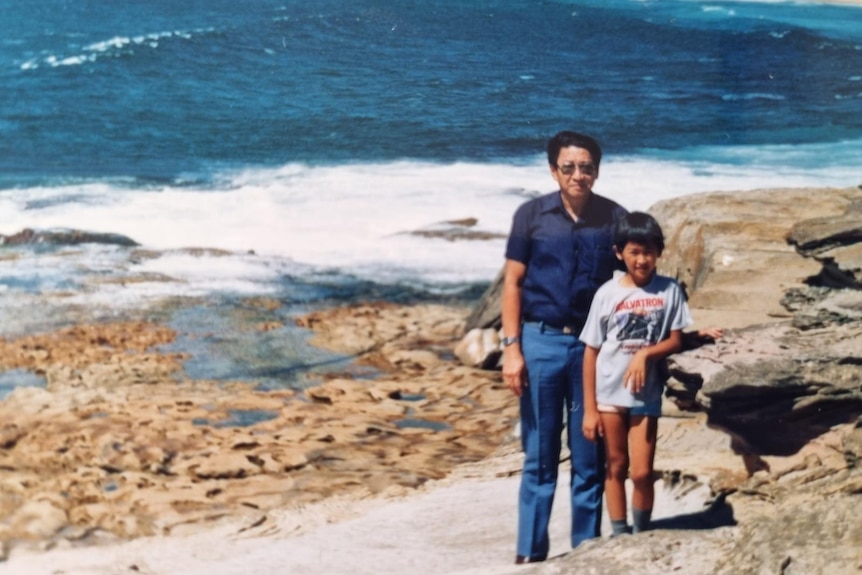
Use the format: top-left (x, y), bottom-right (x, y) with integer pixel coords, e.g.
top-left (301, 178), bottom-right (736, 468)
top-left (453, 328), bottom-right (501, 369)
top-left (463, 269), bottom-right (504, 332)
top-left (650, 186), bottom-right (861, 328)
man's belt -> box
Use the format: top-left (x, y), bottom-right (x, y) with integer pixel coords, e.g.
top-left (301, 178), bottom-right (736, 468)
top-left (523, 321), bottom-right (580, 335)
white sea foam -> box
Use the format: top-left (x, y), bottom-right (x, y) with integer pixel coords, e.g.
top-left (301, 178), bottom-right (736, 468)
top-left (721, 92), bottom-right (786, 101)
top-left (69, 253), bottom-right (291, 308)
top-left (701, 6), bottom-right (736, 15)
top-left (19, 28), bottom-right (212, 71)
top-left (85, 36), bottom-right (133, 52)
top-left (1, 141), bottom-right (860, 301)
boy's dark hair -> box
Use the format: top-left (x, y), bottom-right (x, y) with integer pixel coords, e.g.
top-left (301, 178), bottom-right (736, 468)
top-left (547, 131), bottom-right (602, 168)
top-left (613, 211), bottom-right (665, 253)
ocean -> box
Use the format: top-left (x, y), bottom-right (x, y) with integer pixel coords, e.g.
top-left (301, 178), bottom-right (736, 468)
top-left (1, 0), bottom-right (861, 313)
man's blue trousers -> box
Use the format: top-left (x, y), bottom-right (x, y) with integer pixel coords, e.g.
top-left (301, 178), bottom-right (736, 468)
top-left (516, 322), bottom-right (605, 559)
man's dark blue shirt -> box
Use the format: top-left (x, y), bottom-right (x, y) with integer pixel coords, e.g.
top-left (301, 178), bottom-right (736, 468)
top-left (505, 191), bottom-right (628, 332)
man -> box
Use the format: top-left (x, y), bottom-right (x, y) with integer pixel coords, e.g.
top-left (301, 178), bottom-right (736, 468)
top-left (502, 130), bottom-right (627, 563)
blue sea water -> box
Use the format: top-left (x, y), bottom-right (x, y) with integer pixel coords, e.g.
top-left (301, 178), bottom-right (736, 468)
top-left (3, 0), bottom-right (862, 179)
top-left (1, 0), bottom-right (861, 294)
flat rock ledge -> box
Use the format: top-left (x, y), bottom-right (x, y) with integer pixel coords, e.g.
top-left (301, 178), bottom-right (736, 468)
top-left (0, 304), bottom-right (518, 558)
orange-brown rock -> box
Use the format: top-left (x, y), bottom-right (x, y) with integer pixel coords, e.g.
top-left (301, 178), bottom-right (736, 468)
top-left (0, 304), bottom-right (516, 553)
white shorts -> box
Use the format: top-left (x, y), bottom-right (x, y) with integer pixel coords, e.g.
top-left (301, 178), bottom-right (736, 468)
top-left (597, 401), bottom-right (661, 417)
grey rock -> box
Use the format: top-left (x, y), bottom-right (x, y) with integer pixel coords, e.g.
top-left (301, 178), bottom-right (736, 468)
top-left (816, 242), bottom-right (862, 287)
top-left (402, 218), bottom-right (507, 242)
top-left (0, 227), bottom-right (139, 248)
top-left (713, 496), bottom-right (862, 575)
top-left (463, 269), bottom-right (504, 332)
top-left (786, 198), bottom-right (862, 254)
top-left (669, 287), bottom-right (862, 456)
top-left (787, 198), bottom-right (862, 287)
top-left (453, 327), bottom-right (501, 369)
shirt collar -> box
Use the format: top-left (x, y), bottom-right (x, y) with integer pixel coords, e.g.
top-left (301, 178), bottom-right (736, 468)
top-left (539, 190), bottom-right (598, 222)
top-left (538, 191), bottom-right (566, 214)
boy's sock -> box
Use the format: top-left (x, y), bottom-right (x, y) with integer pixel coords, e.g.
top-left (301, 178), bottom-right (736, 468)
top-left (610, 518), bottom-right (631, 536)
top-left (632, 507), bottom-right (652, 533)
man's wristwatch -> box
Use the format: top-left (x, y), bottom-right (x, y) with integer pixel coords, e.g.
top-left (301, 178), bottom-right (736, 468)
top-left (501, 335), bottom-right (521, 347)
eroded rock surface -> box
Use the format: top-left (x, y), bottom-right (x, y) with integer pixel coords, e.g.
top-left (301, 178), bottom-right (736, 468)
top-left (0, 304), bottom-right (517, 554)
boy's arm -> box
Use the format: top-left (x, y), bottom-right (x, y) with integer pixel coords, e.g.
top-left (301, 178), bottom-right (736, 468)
top-left (582, 344), bottom-right (604, 442)
top-left (681, 326), bottom-right (723, 350)
top-left (624, 329), bottom-right (684, 394)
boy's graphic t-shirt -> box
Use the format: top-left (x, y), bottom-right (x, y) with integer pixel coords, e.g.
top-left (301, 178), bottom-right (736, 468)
top-left (580, 271), bottom-right (692, 409)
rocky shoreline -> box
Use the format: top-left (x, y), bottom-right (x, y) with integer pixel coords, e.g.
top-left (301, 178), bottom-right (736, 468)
top-left (0, 186), bottom-right (860, 573)
top-left (0, 302), bottom-right (518, 559)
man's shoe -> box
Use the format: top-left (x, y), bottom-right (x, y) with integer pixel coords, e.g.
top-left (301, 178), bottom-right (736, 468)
top-left (515, 555), bottom-right (546, 565)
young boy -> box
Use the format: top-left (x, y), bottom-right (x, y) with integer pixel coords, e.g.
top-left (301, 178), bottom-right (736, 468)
top-left (579, 211), bottom-right (692, 536)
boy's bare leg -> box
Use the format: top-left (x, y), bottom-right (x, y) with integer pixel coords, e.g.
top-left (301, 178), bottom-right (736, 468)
top-left (628, 415), bottom-right (658, 531)
top-left (600, 411), bottom-right (630, 529)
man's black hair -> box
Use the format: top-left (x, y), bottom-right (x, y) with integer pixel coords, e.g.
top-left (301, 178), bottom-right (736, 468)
top-left (546, 131), bottom-right (602, 168)
top-left (613, 211), bottom-right (665, 253)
